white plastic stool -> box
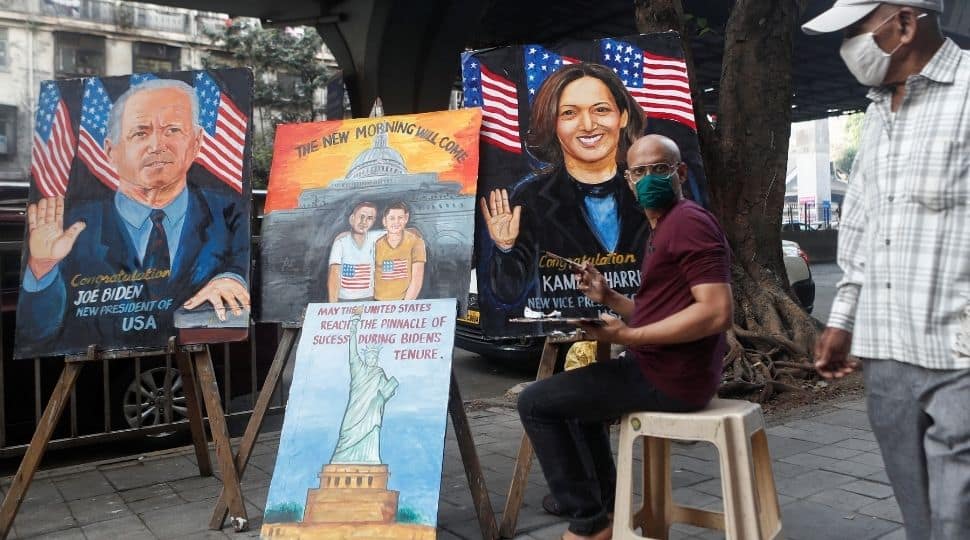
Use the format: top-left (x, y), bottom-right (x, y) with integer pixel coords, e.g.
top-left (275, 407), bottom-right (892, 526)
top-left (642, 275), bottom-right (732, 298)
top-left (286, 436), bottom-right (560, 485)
top-left (613, 399), bottom-right (783, 540)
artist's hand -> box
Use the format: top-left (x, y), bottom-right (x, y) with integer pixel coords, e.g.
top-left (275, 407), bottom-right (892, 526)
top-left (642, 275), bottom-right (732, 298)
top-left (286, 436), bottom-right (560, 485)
top-left (479, 189), bottom-right (521, 250)
top-left (576, 262), bottom-right (610, 304)
top-left (578, 313), bottom-right (628, 345)
top-left (814, 327), bottom-right (858, 379)
top-left (184, 277), bottom-right (250, 322)
top-left (26, 196), bottom-right (86, 280)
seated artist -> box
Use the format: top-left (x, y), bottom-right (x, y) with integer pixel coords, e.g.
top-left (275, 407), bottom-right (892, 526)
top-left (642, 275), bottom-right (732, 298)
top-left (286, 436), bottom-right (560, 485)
top-left (517, 134), bottom-right (733, 540)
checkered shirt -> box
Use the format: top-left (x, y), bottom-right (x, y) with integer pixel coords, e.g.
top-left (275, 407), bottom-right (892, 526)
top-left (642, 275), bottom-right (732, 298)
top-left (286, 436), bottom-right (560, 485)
top-left (828, 39), bottom-right (970, 368)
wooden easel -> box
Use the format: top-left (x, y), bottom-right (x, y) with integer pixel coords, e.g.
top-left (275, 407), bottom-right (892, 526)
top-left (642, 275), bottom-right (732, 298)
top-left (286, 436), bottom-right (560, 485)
top-left (207, 325), bottom-right (500, 539)
top-left (208, 324), bottom-right (299, 530)
top-left (0, 337), bottom-right (252, 539)
top-left (499, 334), bottom-right (610, 538)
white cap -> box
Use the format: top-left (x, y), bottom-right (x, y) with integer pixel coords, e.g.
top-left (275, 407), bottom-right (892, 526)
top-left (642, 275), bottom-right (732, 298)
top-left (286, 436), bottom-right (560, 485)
top-left (802, 0), bottom-right (944, 35)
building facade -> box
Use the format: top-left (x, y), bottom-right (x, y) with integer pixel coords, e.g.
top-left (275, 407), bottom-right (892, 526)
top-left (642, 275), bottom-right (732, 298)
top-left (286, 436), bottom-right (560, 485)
top-left (0, 0), bottom-right (339, 184)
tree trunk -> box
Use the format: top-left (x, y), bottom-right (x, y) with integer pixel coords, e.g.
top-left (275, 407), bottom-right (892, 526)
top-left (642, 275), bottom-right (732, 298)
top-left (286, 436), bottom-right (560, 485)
top-left (634, 0), bottom-right (820, 401)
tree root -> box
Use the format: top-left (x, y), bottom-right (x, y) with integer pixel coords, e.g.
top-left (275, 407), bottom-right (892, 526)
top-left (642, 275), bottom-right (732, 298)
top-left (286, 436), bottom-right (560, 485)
top-left (719, 262), bottom-right (822, 403)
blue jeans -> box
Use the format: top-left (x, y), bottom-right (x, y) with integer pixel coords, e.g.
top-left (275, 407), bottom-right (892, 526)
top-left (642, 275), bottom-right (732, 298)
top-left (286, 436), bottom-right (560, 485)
top-left (864, 358), bottom-right (970, 540)
top-left (517, 353), bottom-right (702, 535)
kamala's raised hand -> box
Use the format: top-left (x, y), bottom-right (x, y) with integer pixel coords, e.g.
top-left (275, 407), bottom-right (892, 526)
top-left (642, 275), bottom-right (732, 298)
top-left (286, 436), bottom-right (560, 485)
top-left (479, 188), bottom-right (521, 250)
top-left (26, 196), bottom-right (86, 280)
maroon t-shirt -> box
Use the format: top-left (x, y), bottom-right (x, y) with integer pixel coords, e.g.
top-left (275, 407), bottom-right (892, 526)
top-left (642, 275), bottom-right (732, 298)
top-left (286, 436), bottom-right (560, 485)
top-left (628, 199), bottom-right (731, 408)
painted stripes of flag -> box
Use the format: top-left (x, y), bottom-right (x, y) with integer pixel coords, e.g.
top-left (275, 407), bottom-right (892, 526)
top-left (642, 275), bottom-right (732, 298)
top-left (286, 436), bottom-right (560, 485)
top-left (31, 82), bottom-right (76, 198)
top-left (600, 38), bottom-right (696, 131)
top-left (462, 55), bottom-right (522, 154)
top-left (194, 71), bottom-right (247, 192)
top-left (78, 77), bottom-right (120, 190)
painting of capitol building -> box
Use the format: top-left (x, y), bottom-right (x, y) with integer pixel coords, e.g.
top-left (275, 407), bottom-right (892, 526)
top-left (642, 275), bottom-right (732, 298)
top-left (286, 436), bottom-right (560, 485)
top-left (258, 125), bottom-right (476, 324)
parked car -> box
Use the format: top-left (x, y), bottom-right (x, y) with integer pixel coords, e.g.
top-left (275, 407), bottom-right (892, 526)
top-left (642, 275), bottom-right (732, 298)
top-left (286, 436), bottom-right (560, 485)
top-left (781, 221), bottom-right (816, 232)
top-left (456, 240), bottom-right (816, 362)
top-left (782, 239), bottom-right (815, 313)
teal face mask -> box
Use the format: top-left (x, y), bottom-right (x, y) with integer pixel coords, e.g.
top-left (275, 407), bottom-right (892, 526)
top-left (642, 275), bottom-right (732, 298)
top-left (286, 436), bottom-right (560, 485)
top-left (635, 173), bottom-right (677, 210)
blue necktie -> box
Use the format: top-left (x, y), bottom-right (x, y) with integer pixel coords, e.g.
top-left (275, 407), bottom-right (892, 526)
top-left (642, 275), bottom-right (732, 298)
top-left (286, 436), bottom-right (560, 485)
top-left (143, 209), bottom-right (170, 270)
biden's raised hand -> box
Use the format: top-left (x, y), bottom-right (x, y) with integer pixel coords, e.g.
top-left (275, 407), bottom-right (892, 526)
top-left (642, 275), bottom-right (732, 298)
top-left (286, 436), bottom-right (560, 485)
top-left (26, 196), bottom-right (86, 280)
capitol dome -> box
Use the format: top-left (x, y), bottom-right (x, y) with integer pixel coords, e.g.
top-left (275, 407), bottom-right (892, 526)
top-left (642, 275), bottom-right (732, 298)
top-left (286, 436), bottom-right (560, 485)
top-left (345, 132), bottom-right (408, 179)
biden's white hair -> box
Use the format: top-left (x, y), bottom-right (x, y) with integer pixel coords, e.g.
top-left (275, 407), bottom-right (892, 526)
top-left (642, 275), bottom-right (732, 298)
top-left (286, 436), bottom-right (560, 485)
top-left (105, 78), bottom-right (200, 145)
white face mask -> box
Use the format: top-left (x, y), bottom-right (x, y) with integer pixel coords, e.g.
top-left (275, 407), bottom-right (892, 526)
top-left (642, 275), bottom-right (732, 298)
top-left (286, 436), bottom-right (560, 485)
top-left (839, 10), bottom-right (926, 87)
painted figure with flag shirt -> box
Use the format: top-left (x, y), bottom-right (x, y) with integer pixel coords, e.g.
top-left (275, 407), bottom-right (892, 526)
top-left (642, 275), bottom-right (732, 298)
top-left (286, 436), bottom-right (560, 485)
top-left (16, 76), bottom-right (250, 357)
top-left (328, 201), bottom-right (382, 302)
top-left (374, 201), bottom-right (426, 301)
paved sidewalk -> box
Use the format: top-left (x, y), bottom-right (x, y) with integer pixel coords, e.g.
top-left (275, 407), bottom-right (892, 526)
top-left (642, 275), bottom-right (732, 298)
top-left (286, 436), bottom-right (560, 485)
top-left (1, 397), bottom-right (903, 540)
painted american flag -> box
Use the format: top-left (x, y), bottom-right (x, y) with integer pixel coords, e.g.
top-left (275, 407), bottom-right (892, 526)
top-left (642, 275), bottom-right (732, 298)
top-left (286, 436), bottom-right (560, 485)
top-left (31, 82), bottom-right (76, 198)
top-left (194, 71), bottom-right (248, 192)
top-left (599, 37), bottom-right (696, 131)
top-left (340, 263), bottom-right (372, 290)
top-left (461, 54), bottom-right (521, 154)
top-left (523, 44), bottom-right (578, 103)
top-left (78, 77), bottom-right (120, 190)
top-left (380, 259), bottom-right (409, 280)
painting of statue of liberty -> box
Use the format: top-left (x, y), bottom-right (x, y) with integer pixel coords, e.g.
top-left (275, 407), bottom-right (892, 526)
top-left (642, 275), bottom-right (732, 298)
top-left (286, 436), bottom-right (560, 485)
top-left (330, 308), bottom-right (399, 465)
top-left (262, 300), bottom-right (456, 539)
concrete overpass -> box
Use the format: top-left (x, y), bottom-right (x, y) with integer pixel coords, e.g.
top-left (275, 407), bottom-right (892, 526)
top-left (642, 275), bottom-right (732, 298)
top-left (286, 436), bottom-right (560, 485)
top-left (132, 0), bottom-right (970, 118)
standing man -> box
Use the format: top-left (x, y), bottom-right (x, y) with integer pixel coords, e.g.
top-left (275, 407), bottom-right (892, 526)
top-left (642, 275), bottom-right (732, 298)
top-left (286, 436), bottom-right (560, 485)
top-left (374, 202), bottom-right (426, 301)
top-left (805, 2), bottom-right (970, 537)
top-left (328, 202), bottom-right (381, 302)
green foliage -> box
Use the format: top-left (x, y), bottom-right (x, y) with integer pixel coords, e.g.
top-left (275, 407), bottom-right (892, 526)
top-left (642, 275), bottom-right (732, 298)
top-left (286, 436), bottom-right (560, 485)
top-left (396, 506), bottom-right (427, 525)
top-left (683, 13), bottom-right (715, 37)
top-left (202, 21), bottom-right (334, 187)
top-left (264, 501), bottom-right (304, 523)
top-left (835, 113), bottom-right (864, 175)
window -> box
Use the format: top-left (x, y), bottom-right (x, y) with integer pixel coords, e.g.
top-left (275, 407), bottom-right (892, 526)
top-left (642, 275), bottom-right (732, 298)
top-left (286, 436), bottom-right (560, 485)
top-left (277, 72), bottom-right (301, 100)
top-left (203, 50), bottom-right (236, 69)
top-left (0, 105), bottom-right (16, 159)
top-left (132, 42), bottom-right (180, 74)
top-left (0, 28), bottom-right (8, 71)
top-left (54, 33), bottom-right (105, 78)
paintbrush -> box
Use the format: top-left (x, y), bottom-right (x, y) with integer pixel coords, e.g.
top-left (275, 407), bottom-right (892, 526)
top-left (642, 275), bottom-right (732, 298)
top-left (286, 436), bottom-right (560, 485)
top-left (543, 250), bottom-right (585, 271)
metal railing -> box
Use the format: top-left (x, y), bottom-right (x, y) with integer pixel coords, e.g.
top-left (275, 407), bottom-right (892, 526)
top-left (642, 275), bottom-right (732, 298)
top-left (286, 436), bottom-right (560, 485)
top-left (0, 239), bottom-right (286, 457)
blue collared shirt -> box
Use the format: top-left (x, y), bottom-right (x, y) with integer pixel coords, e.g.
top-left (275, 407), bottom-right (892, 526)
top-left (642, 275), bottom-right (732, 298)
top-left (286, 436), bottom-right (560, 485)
top-left (114, 187), bottom-right (189, 264)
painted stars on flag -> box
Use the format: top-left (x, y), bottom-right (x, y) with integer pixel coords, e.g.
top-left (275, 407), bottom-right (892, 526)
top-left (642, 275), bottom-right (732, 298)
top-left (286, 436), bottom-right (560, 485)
top-left (77, 77), bottom-right (120, 190)
top-left (461, 53), bottom-right (522, 154)
top-left (523, 45), bottom-right (578, 102)
top-left (31, 82), bottom-right (76, 198)
top-left (194, 71), bottom-right (248, 192)
top-left (599, 37), bottom-right (696, 131)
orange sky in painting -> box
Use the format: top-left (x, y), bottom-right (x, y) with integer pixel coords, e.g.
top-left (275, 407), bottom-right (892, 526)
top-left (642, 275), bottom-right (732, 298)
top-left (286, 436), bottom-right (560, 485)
top-left (264, 109), bottom-right (482, 213)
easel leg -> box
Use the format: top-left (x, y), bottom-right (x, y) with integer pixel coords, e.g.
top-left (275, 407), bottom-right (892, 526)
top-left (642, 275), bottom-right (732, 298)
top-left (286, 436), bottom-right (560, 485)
top-left (0, 362), bottom-right (83, 540)
top-left (176, 349), bottom-right (212, 477)
top-left (499, 338), bottom-right (562, 538)
top-left (209, 328), bottom-right (298, 530)
top-left (193, 347), bottom-right (248, 531)
top-left (449, 369), bottom-right (499, 540)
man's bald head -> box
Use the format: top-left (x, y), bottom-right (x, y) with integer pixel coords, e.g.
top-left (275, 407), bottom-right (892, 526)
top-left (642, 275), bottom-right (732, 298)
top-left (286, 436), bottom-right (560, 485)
top-left (627, 134), bottom-right (681, 165)
top-left (625, 134), bottom-right (688, 208)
